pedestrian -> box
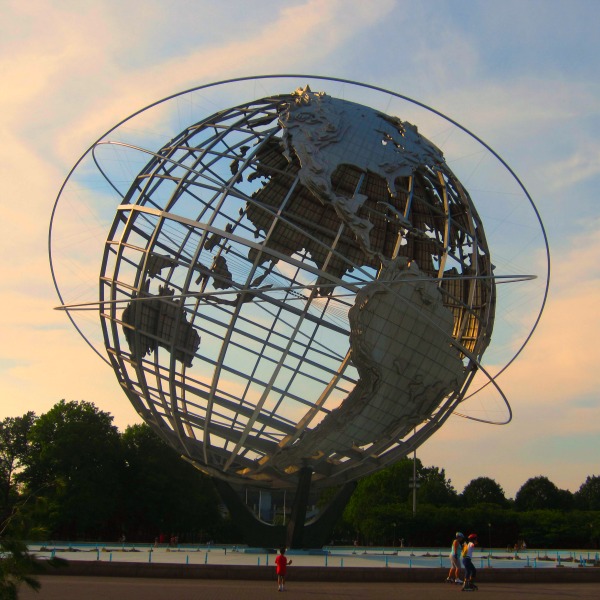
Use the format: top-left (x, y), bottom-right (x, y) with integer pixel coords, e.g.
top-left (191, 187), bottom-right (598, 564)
top-left (275, 546), bottom-right (292, 592)
top-left (461, 533), bottom-right (478, 591)
top-left (446, 531), bottom-right (464, 584)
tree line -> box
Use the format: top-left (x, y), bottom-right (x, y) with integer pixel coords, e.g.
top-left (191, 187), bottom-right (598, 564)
top-left (0, 401), bottom-right (229, 543)
top-left (337, 459), bottom-right (600, 549)
top-left (2, 400), bottom-right (599, 548)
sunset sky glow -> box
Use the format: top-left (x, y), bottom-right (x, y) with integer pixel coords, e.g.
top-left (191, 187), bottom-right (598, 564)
top-left (1, 0), bottom-right (598, 498)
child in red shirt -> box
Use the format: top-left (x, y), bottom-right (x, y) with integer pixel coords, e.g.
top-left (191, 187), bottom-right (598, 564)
top-left (275, 547), bottom-right (292, 592)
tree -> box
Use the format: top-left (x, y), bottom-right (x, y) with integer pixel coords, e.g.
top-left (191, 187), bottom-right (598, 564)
top-left (418, 466), bottom-right (458, 506)
top-left (0, 538), bottom-right (44, 599)
top-left (0, 413), bottom-right (36, 512)
top-left (343, 458), bottom-right (420, 544)
top-left (461, 477), bottom-right (508, 507)
top-left (344, 458), bottom-right (419, 533)
top-left (514, 476), bottom-right (573, 511)
top-left (121, 423), bottom-right (222, 542)
top-left (575, 476), bottom-right (600, 511)
top-left (0, 476), bottom-right (67, 599)
top-left (344, 459), bottom-right (459, 543)
top-left (18, 400), bottom-right (124, 539)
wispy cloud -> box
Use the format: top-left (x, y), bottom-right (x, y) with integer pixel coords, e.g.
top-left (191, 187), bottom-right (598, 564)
top-left (540, 143), bottom-right (600, 190)
top-left (0, 0), bottom-right (597, 500)
top-left (422, 221), bottom-right (600, 494)
top-left (2, 0), bottom-right (396, 165)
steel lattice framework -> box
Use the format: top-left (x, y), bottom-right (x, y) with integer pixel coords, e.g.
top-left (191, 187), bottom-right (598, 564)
top-left (97, 89), bottom-right (497, 490)
top-left (49, 77), bottom-right (549, 506)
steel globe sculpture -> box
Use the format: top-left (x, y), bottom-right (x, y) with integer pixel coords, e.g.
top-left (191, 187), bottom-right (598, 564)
top-left (50, 76), bottom-right (549, 547)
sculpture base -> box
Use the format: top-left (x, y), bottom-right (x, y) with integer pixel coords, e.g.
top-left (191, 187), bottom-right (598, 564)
top-left (212, 473), bottom-right (356, 549)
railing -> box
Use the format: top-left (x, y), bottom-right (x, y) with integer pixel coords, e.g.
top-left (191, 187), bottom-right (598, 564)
top-left (27, 543), bottom-right (600, 569)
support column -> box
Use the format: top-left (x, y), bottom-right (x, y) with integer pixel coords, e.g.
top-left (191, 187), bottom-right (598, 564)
top-left (303, 480), bottom-right (357, 547)
top-left (212, 478), bottom-right (286, 547)
top-left (212, 471), bottom-right (357, 549)
top-left (286, 466), bottom-right (313, 548)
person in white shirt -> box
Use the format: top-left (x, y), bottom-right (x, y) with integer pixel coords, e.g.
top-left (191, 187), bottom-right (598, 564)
top-left (461, 533), bottom-right (478, 590)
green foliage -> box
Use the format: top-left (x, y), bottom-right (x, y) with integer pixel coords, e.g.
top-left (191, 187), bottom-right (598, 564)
top-left (0, 492), bottom-right (68, 600)
top-left (344, 458), bottom-right (418, 530)
top-left (575, 476), bottom-right (600, 511)
top-left (462, 477), bottom-right (508, 508)
top-left (3, 400), bottom-right (600, 550)
top-left (517, 509), bottom-right (573, 548)
top-left (343, 459), bottom-right (458, 543)
top-left (515, 510), bottom-right (600, 549)
top-left (337, 463), bottom-right (600, 548)
top-left (18, 400), bottom-right (123, 540)
top-left (0, 413), bottom-right (36, 514)
top-left (0, 538), bottom-right (41, 599)
top-left (121, 423), bottom-right (223, 541)
top-left (0, 402), bottom-right (228, 544)
top-left (459, 505), bottom-right (519, 548)
top-left (0, 537), bottom-right (68, 599)
top-left (515, 476), bottom-right (573, 511)
top-left (418, 466), bottom-right (458, 506)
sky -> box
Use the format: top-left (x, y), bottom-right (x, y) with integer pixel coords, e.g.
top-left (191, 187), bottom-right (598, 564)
top-left (1, 0), bottom-right (599, 499)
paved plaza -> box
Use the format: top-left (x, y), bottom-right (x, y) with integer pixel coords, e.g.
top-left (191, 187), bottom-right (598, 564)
top-left (24, 546), bottom-right (600, 599)
top-left (20, 576), bottom-right (600, 600)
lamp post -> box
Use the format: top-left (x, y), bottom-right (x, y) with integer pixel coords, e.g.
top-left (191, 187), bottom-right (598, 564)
top-left (488, 522), bottom-right (492, 556)
top-left (393, 522), bottom-right (397, 547)
top-left (409, 438), bottom-right (420, 517)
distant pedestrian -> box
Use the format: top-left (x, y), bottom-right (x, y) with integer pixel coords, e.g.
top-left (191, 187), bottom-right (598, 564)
top-left (446, 531), bottom-right (464, 584)
top-left (462, 533), bottom-right (478, 590)
top-left (275, 547), bottom-right (292, 592)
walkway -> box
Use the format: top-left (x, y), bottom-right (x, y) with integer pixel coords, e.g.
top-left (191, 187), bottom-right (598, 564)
top-left (20, 576), bottom-right (600, 600)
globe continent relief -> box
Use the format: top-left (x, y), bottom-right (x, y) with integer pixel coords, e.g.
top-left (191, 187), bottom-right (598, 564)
top-left (101, 86), bottom-right (494, 491)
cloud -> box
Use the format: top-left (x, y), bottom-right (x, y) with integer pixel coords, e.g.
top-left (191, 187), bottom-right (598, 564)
top-left (508, 221), bottom-right (599, 387)
top-left (0, 0), bottom-right (597, 500)
top-left (469, 221), bottom-right (599, 419)
top-left (539, 143), bottom-right (600, 190)
top-left (0, 0), bottom-right (396, 166)
top-left (0, 0), bottom-right (397, 426)
top-left (420, 220), bottom-right (600, 494)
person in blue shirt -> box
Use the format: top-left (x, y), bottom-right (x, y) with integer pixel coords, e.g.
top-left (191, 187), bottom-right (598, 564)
top-left (446, 532), bottom-right (464, 583)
